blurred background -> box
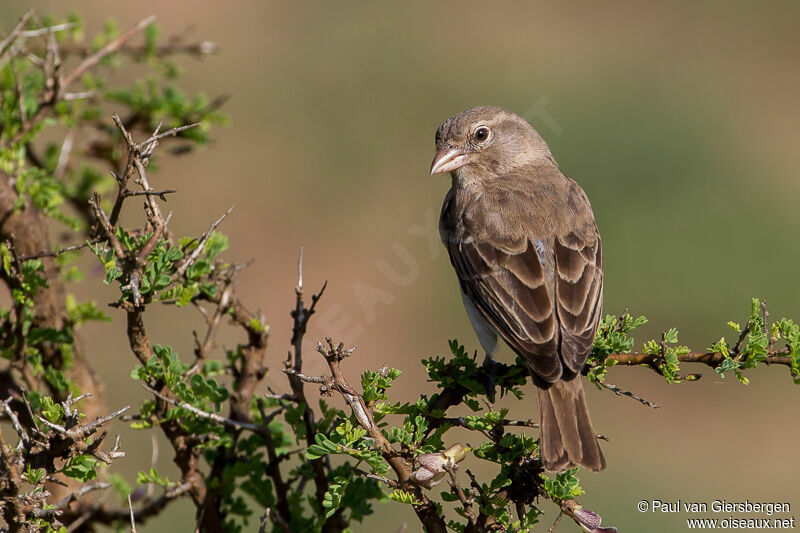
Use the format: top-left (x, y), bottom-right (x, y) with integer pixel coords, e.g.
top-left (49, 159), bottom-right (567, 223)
top-left (3, 1), bottom-right (799, 531)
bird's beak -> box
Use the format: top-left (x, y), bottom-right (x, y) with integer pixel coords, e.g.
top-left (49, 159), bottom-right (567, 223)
top-left (430, 147), bottom-right (471, 175)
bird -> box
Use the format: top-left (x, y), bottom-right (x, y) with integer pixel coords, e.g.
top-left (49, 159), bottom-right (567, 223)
top-left (431, 105), bottom-right (606, 472)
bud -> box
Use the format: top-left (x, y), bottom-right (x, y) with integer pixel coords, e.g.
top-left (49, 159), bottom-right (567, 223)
top-left (442, 443), bottom-right (468, 464)
top-left (410, 444), bottom-right (468, 489)
top-left (571, 507), bottom-right (617, 533)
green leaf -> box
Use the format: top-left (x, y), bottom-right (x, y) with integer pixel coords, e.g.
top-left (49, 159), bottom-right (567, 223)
top-left (23, 466), bottom-right (46, 484)
top-left (39, 396), bottom-right (65, 424)
top-left (387, 489), bottom-right (417, 505)
top-left (66, 295), bottom-right (110, 325)
top-left (137, 467), bottom-right (174, 487)
top-left (63, 455), bottom-right (98, 482)
top-left (542, 468), bottom-right (584, 500)
top-left (322, 476), bottom-right (350, 518)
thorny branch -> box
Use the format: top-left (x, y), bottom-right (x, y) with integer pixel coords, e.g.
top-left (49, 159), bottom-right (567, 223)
top-left (598, 380), bottom-right (660, 409)
top-left (84, 116), bottom-right (256, 531)
top-left (0, 9), bottom-right (138, 500)
top-left (10, 15), bottom-right (160, 144)
top-left (281, 248), bottom-right (346, 532)
top-left (171, 205), bottom-right (235, 282)
top-left (0, 9), bottom-right (266, 532)
top-left (444, 464), bottom-right (477, 530)
top-left (288, 338), bottom-right (449, 533)
top-left (142, 383), bottom-right (275, 435)
top-left (0, 394), bottom-right (129, 527)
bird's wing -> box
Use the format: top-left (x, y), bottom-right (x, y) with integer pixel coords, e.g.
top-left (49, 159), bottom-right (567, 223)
top-left (444, 222), bottom-right (563, 382)
top-left (442, 184), bottom-right (603, 382)
top-left (553, 231), bottom-right (603, 374)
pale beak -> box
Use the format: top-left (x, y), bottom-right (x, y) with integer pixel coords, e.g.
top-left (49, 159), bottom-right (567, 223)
top-left (430, 147), bottom-right (471, 175)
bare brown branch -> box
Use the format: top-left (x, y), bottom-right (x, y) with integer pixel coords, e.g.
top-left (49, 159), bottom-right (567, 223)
top-left (62, 15), bottom-right (156, 89)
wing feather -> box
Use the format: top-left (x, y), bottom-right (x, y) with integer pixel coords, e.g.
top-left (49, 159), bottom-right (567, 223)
top-left (448, 233), bottom-right (562, 382)
top-left (554, 234), bottom-right (603, 374)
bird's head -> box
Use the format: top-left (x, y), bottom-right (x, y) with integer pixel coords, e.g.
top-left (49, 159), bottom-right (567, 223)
top-left (430, 106), bottom-right (554, 179)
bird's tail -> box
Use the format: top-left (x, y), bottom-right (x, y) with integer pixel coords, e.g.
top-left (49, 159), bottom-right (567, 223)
top-left (536, 377), bottom-right (606, 472)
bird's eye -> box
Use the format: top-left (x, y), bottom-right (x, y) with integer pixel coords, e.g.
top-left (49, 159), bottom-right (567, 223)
top-left (473, 126), bottom-right (490, 142)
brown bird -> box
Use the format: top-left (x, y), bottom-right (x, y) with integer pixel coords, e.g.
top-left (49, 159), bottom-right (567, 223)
top-left (431, 106), bottom-right (606, 472)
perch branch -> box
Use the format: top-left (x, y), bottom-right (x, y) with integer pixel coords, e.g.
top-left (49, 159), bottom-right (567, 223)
top-left (304, 338), bottom-right (448, 533)
top-left (607, 351), bottom-right (792, 370)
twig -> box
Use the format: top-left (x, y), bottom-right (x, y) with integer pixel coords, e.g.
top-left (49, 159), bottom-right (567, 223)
top-left (62, 391), bottom-right (92, 419)
top-left (762, 300), bottom-right (777, 352)
top-left (352, 467), bottom-right (400, 488)
top-left (37, 415), bottom-right (66, 434)
top-left (598, 380), bottom-right (659, 409)
top-left (128, 493), bottom-right (137, 533)
top-left (2, 398), bottom-right (29, 447)
top-left (264, 506), bottom-right (292, 533)
top-left (264, 392), bottom-right (296, 402)
top-left (142, 384), bottom-right (266, 434)
top-left (731, 323), bottom-right (751, 360)
top-left (65, 490), bottom-right (111, 532)
top-left (186, 278), bottom-right (234, 376)
top-left (297, 246), bottom-right (303, 290)
top-left (62, 15), bottom-right (157, 89)
top-left (18, 23), bottom-right (75, 38)
top-left (31, 40), bottom-right (220, 61)
top-left (258, 508), bottom-right (270, 533)
top-left (124, 189), bottom-right (177, 200)
top-left (88, 194), bottom-right (126, 260)
top-left (132, 156), bottom-right (166, 227)
top-left (108, 118), bottom-right (192, 228)
top-left (61, 482), bottom-right (192, 527)
top-left (20, 390), bottom-right (42, 436)
top-left (62, 90), bottom-right (97, 101)
top-left (0, 10), bottom-right (34, 57)
top-left (282, 368), bottom-right (332, 387)
top-left (283, 261), bottom-right (339, 530)
top-left (138, 123), bottom-right (200, 151)
top-left (53, 128), bottom-right (76, 180)
top-left (9, 43), bottom-right (45, 66)
top-left (444, 464), bottom-right (477, 528)
top-left (19, 240), bottom-right (101, 261)
top-left (546, 511), bottom-right (564, 533)
top-left (286, 249), bottom-right (327, 397)
top-left (171, 206), bottom-right (235, 281)
top-left (72, 405), bottom-right (130, 439)
top-left (437, 416), bottom-right (609, 441)
top-left (53, 482), bottom-right (111, 511)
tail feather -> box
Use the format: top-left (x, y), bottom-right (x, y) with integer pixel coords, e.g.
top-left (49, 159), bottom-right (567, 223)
top-left (536, 378), bottom-right (606, 472)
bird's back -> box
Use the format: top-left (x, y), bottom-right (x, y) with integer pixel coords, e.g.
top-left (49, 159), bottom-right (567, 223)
top-left (443, 164), bottom-right (597, 244)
